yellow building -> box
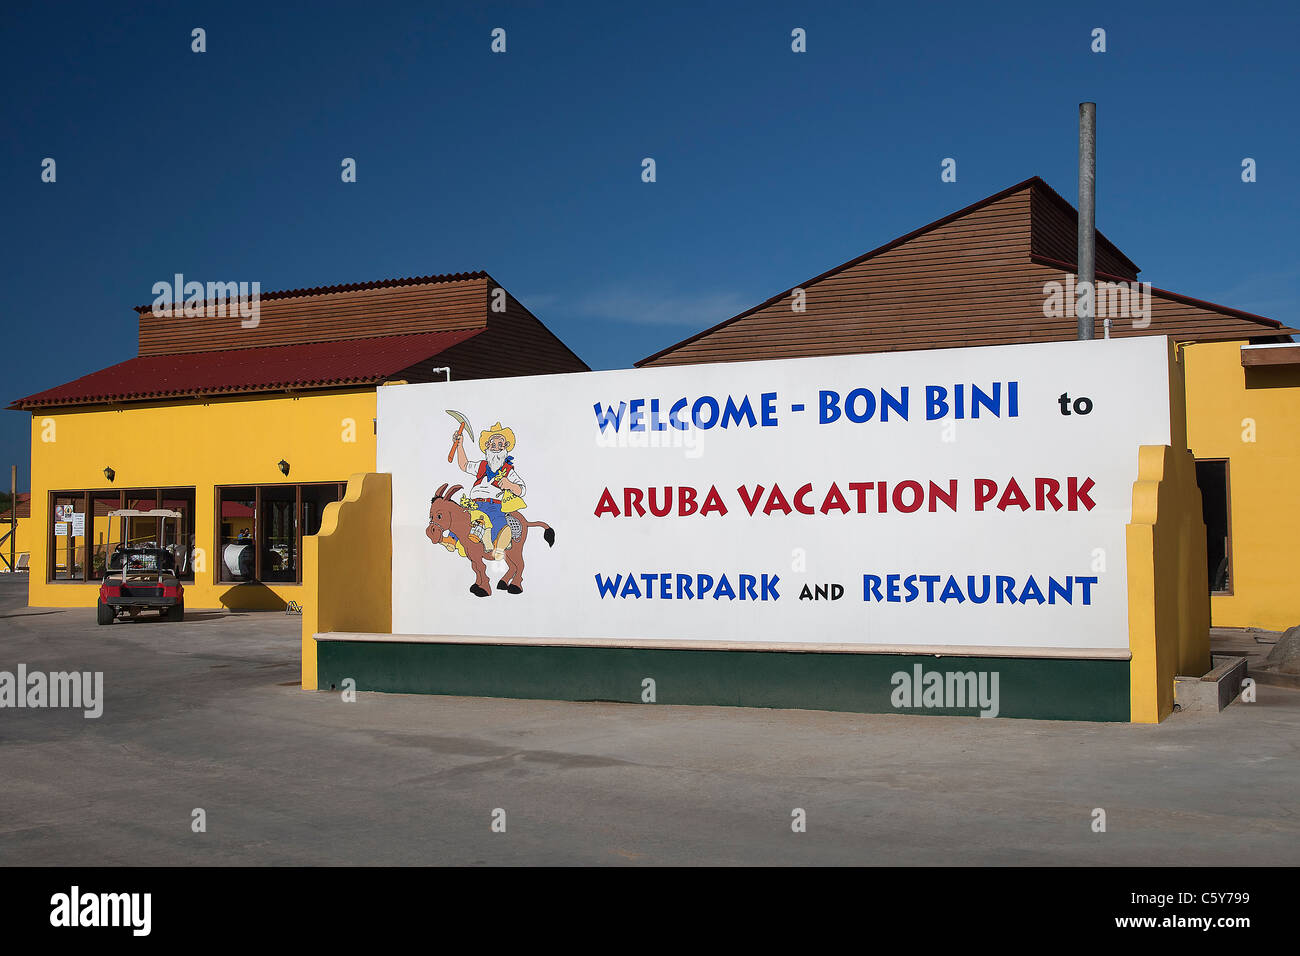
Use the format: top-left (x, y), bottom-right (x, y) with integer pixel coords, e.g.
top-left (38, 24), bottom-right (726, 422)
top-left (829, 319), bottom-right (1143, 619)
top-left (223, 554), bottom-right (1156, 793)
top-left (638, 177), bottom-right (1300, 633)
top-left (9, 271), bottom-right (587, 610)
top-left (1183, 340), bottom-right (1300, 630)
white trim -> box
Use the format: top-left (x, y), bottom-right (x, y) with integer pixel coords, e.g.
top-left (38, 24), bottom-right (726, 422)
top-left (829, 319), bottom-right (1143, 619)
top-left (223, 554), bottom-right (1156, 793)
top-left (313, 631), bottom-right (1131, 661)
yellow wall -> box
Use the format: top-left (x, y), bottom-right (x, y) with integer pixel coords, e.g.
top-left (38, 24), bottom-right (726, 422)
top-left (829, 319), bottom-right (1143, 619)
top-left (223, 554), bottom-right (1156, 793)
top-left (1183, 340), bottom-right (1300, 630)
top-left (25, 390), bottom-right (377, 610)
top-left (301, 472), bottom-right (392, 689)
top-left (1127, 445), bottom-right (1213, 722)
top-left (1126, 341), bottom-right (1212, 722)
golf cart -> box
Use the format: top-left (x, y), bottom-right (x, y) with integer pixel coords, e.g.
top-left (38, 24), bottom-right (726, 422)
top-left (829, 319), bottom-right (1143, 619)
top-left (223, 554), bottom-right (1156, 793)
top-left (96, 509), bottom-right (185, 624)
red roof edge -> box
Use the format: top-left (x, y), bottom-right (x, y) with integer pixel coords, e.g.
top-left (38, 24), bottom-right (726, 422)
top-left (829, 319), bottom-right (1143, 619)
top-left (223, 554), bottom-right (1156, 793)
top-left (132, 270), bottom-right (490, 314)
top-left (636, 177), bottom-right (1052, 366)
top-left (9, 375), bottom-right (383, 411)
top-left (7, 328), bottom-right (485, 411)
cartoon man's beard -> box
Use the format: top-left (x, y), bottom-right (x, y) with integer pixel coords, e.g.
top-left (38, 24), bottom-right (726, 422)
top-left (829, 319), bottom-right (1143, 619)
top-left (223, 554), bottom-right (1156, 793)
top-left (485, 449), bottom-right (507, 472)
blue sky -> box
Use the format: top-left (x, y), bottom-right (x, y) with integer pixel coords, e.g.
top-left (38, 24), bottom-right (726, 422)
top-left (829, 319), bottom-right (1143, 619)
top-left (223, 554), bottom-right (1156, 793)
top-left (3, 0), bottom-right (1297, 489)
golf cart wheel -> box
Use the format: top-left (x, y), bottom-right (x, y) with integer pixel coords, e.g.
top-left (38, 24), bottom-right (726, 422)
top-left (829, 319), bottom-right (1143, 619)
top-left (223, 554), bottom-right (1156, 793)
top-left (171, 601), bottom-right (184, 622)
top-left (96, 600), bottom-right (115, 625)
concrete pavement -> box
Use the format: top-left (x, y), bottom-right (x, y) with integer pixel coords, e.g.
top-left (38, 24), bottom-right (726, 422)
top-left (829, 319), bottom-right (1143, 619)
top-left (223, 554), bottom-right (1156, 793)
top-left (1, 576), bottom-right (1296, 865)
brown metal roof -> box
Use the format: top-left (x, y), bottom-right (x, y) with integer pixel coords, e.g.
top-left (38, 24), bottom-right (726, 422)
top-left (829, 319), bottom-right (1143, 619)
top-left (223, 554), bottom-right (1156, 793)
top-left (638, 178), bottom-right (1291, 366)
top-left (134, 271), bottom-right (494, 358)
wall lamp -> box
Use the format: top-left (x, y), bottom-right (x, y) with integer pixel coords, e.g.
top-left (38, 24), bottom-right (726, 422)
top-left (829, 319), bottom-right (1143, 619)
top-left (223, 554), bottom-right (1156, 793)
top-left (103, 467), bottom-right (115, 483)
top-left (278, 460), bottom-right (290, 477)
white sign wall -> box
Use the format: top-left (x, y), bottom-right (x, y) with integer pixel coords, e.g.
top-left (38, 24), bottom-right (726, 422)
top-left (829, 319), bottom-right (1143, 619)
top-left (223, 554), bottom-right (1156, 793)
top-left (379, 336), bottom-right (1173, 652)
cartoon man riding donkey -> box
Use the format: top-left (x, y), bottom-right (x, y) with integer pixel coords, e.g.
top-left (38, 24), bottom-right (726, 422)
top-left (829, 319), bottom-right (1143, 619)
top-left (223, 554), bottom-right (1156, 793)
top-left (426, 412), bottom-right (555, 596)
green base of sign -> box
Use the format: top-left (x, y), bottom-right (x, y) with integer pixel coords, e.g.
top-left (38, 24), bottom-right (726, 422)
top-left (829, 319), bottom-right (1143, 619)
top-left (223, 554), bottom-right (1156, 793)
top-left (316, 640), bottom-right (1131, 722)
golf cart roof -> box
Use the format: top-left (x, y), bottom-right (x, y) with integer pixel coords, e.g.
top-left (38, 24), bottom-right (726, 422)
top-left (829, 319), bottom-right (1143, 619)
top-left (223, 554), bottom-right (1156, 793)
top-left (106, 509), bottom-right (183, 518)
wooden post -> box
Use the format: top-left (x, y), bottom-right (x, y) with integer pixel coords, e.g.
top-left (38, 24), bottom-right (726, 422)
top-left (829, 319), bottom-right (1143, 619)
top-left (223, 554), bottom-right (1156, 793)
top-left (82, 490), bottom-right (90, 581)
top-left (254, 486), bottom-right (263, 582)
top-left (294, 484), bottom-right (303, 584)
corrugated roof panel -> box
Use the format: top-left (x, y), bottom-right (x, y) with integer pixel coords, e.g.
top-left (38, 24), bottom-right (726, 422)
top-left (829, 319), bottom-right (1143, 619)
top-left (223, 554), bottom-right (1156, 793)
top-left (9, 329), bottom-right (482, 409)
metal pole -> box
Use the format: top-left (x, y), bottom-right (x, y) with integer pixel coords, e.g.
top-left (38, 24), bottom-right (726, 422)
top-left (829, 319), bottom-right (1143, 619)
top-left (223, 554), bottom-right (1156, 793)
top-left (1077, 102), bottom-right (1096, 340)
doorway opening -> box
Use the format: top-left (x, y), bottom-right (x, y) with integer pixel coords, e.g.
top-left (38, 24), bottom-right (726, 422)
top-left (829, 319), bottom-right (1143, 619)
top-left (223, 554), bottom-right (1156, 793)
top-left (1194, 459), bottom-right (1232, 594)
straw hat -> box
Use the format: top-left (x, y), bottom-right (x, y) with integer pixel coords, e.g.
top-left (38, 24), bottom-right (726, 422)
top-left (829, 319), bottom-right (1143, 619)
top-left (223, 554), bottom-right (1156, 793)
top-left (478, 422), bottom-right (516, 452)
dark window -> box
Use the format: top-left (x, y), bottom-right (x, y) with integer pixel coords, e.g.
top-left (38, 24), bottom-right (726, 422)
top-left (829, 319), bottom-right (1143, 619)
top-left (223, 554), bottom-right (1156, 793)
top-left (90, 491), bottom-right (122, 579)
top-left (160, 489), bottom-right (197, 580)
top-left (218, 487), bottom-right (257, 583)
top-left (216, 483), bottom-right (344, 584)
top-left (49, 493), bottom-right (87, 581)
top-left (301, 484), bottom-right (342, 537)
top-left (50, 487), bottom-right (196, 582)
top-left (260, 485), bottom-right (297, 583)
top-left (1195, 460), bottom-right (1232, 594)
top-left (126, 492), bottom-right (161, 549)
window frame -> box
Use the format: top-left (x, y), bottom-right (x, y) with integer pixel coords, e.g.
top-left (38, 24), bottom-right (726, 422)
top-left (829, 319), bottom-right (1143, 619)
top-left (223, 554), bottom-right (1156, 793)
top-left (46, 487), bottom-right (196, 584)
top-left (47, 490), bottom-right (90, 582)
top-left (214, 482), bottom-right (345, 586)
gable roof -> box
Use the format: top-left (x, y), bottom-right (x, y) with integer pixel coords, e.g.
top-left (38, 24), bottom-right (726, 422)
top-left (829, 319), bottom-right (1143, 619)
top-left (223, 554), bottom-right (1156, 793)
top-left (11, 268), bottom-right (589, 410)
top-left (8, 329), bottom-right (483, 410)
top-left (638, 177), bottom-right (1290, 366)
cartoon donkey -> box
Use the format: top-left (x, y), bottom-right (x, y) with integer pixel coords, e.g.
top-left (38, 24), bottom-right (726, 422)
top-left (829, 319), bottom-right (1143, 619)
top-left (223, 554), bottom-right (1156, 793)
top-left (426, 483), bottom-right (556, 596)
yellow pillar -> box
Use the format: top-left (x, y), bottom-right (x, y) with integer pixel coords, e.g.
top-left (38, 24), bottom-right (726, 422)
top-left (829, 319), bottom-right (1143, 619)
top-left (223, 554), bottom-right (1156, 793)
top-left (300, 473), bottom-right (392, 689)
